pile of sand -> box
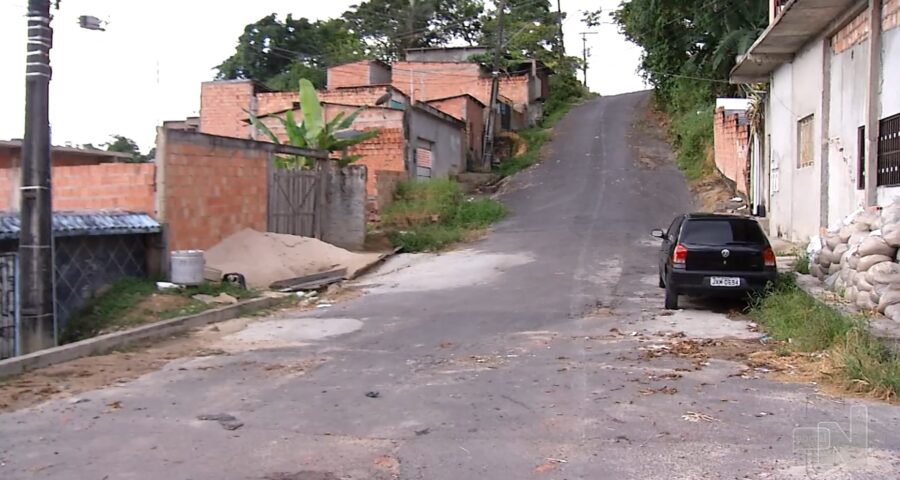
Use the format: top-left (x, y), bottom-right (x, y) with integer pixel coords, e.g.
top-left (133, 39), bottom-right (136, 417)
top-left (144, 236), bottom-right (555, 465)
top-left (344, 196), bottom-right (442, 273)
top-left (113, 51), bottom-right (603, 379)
top-left (205, 229), bottom-right (382, 289)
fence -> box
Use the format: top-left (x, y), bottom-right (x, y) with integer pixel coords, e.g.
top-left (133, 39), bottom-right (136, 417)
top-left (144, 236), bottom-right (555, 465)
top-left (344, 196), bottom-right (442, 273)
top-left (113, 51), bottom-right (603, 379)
top-left (0, 253), bottom-right (17, 360)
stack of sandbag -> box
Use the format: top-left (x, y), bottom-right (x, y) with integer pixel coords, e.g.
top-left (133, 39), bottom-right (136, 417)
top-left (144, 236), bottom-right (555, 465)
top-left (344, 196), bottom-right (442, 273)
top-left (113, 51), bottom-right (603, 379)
top-left (808, 201), bottom-right (900, 322)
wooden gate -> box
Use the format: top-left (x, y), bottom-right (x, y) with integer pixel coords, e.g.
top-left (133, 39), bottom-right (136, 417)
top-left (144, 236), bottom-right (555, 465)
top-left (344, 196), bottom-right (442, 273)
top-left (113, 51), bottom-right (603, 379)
top-left (268, 168), bottom-right (320, 237)
top-left (266, 146), bottom-right (330, 238)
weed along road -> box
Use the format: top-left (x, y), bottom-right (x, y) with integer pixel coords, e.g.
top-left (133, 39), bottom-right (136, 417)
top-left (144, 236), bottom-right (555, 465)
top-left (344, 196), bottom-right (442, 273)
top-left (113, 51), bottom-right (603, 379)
top-left (2, 92), bottom-right (899, 479)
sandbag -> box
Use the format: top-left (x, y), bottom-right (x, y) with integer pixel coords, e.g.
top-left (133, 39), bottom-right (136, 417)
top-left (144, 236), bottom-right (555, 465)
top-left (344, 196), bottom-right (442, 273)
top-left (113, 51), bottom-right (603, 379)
top-left (883, 225), bottom-right (900, 248)
top-left (849, 231), bottom-right (868, 246)
top-left (857, 254), bottom-right (892, 272)
top-left (877, 289), bottom-right (900, 313)
top-left (884, 304), bottom-right (900, 323)
top-left (825, 272), bottom-right (839, 289)
top-left (846, 286), bottom-right (858, 302)
top-left (881, 206), bottom-right (900, 226)
top-left (852, 222), bottom-right (870, 232)
top-left (818, 247), bottom-right (834, 267)
top-left (847, 269), bottom-right (858, 285)
top-left (858, 236), bottom-right (896, 257)
top-left (867, 261), bottom-right (900, 284)
top-left (834, 277), bottom-right (846, 292)
top-left (856, 211), bottom-right (880, 229)
top-left (872, 217), bottom-right (885, 231)
top-left (857, 275), bottom-right (874, 292)
top-left (857, 294), bottom-right (877, 310)
top-left (848, 253), bottom-right (860, 269)
top-left (833, 243), bottom-right (849, 258)
top-left (839, 226), bottom-right (853, 243)
top-left (810, 263), bottom-right (824, 279)
top-left (828, 262), bottom-right (842, 275)
top-left (825, 234), bottom-right (841, 250)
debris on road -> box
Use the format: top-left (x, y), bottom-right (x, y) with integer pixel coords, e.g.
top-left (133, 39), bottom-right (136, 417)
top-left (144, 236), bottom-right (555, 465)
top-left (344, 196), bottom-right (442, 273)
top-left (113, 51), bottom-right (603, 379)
top-left (681, 411), bottom-right (718, 422)
top-left (197, 413), bottom-right (244, 431)
top-left (414, 427), bottom-right (431, 436)
top-left (365, 391), bottom-right (381, 398)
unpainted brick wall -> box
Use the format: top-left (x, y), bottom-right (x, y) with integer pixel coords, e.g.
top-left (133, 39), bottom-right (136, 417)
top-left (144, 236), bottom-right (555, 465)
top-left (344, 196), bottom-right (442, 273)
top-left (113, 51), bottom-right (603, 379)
top-left (157, 130), bottom-right (269, 251)
top-left (327, 61), bottom-right (376, 89)
top-left (200, 81), bottom-right (256, 139)
top-left (55, 164), bottom-right (156, 212)
top-left (426, 96), bottom-right (485, 164)
top-left (370, 169), bottom-right (405, 219)
top-left (348, 127), bottom-right (407, 197)
top-left (392, 62), bottom-right (489, 104)
top-left (831, 3), bottom-right (900, 54)
top-left (713, 107), bottom-right (750, 196)
top-left (320, 86), bottom-right (394, 106)
top-left (257, 92), bottom-right (297, 117)
top-left (0, 162), bottom-right (155, 212)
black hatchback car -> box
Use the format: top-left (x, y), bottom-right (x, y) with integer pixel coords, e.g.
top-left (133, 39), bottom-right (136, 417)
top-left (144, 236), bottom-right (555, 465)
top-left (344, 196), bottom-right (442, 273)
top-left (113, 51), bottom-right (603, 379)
top-left (652, 213), bottom-right (777, 309)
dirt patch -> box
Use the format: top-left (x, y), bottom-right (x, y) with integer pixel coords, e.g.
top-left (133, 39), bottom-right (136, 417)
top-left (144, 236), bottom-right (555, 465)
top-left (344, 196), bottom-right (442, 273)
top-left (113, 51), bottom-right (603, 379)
top-left (119, 294), bottom-right (195, 326)
top-left (630, 97), bottom-right (674, 170)
top-left (0, 289), bottom-right (356, 412)
top-left (692, 175), bottom-right (743, 213)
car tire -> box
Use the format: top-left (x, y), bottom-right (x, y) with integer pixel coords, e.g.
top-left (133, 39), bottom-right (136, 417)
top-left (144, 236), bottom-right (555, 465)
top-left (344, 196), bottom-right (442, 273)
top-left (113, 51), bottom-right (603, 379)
top-left (664, 283), bottom-right (679, 310)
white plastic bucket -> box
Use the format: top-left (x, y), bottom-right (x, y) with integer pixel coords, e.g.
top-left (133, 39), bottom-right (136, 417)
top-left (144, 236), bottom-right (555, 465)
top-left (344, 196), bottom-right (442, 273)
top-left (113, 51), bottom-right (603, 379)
top-left (170, 250), bottom-right (205, 286)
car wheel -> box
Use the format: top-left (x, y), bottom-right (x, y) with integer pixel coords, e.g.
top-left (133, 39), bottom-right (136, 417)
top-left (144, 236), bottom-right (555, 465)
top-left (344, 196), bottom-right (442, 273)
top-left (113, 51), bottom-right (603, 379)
top-left (664, 283), bottom-right (679, 310)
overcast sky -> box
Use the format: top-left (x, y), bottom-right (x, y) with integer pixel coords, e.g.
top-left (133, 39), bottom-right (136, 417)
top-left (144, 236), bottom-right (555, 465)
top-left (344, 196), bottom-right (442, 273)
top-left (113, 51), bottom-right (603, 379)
top-left (0, 0), bottom-right (645, 151)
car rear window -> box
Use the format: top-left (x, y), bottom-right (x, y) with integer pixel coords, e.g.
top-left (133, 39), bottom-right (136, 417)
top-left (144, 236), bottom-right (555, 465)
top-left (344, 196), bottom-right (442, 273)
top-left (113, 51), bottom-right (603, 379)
top-left (680, 219), bottom-right (766, 245)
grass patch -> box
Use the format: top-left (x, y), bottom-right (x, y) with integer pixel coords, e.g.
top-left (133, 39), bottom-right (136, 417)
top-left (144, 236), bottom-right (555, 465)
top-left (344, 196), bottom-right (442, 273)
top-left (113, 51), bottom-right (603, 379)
top-left (794, 253), bottom-right (810, 275)
top-left (670, 106), bottom-right (714, 181)
top-left (750, 274), bottom-right (900, 399)
top-left (382, 179), bottom-right (507, 252)
top-left (60, 278), bottom-right (255, 344)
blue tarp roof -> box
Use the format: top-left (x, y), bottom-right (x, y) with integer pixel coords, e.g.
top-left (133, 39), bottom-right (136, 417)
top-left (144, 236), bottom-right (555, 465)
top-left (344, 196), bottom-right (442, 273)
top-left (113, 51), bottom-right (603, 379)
top-left (0, 211), bottom-right (161, 240)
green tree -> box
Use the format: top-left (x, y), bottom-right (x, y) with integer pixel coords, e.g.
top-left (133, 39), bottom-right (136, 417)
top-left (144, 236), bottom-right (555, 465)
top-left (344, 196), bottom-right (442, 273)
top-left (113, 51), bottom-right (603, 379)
top-left (343, 0), bottom-right (485, 60)
top-left (103, 135), bottom-right (146, 162)
top-left (216, 15), bottom-right (365, 90)
top-left (250, 79), bottom-right (380, 168)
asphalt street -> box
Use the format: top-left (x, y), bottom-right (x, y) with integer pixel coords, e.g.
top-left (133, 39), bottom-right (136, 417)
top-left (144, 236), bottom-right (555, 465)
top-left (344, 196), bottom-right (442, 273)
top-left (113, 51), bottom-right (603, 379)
top-left (1, 91), bottom-right (898, 480)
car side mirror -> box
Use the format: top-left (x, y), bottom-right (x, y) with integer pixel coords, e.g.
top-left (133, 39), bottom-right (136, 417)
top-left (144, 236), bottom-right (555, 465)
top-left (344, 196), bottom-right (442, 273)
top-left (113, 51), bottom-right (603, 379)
top-left (650, 229), bottom-right (665, 239)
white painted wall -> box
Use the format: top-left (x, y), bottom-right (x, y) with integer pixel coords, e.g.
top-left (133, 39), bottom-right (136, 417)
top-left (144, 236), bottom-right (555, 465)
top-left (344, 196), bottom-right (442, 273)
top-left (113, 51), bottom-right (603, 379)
top-left (767, 40), bottom-right (824, 243)
top-left (828, 38), bottom-right (869, 226)
top-left (876, 27), bottom-right (900, 206)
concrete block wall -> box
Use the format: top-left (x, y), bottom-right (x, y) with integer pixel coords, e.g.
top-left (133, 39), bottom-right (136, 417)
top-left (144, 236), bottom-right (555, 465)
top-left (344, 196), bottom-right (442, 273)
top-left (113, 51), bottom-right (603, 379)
top-left (0, 163), bottom-right (155, 212)
top-left (713, 107), bottom-right (750, 196)
top-left (156, 130), bottom-right (268, 251)
top-left (321, 162), bottom-right (367, 251)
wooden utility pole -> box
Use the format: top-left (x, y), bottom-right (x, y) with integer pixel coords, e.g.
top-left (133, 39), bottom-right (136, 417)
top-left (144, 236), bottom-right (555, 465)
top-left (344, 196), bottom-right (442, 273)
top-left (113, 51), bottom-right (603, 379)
top-left (19, 0), bottom-right (55, 353)
top-left (580, 31), bottom-right (598, 88)
top-left (482, 0), bottom-right (505, 170)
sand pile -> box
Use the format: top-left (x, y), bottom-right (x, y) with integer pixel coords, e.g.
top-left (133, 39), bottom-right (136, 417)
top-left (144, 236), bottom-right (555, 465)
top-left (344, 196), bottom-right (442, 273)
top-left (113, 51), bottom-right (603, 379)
top-left (205, 229), bottom-right (382, 289)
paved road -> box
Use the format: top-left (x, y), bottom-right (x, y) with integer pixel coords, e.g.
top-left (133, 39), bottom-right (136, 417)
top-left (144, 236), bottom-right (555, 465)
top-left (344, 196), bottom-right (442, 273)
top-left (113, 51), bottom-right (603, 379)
top-left (2, 92), bottom-right (899, 479)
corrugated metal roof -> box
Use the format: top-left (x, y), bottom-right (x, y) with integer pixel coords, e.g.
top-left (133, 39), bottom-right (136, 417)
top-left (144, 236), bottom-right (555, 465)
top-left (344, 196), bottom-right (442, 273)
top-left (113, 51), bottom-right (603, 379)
top-left (0, 211), bottom-right (161, 240)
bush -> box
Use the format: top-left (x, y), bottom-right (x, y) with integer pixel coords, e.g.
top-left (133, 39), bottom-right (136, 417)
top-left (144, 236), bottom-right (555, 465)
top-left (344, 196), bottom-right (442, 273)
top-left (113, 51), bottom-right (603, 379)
top-left (382, 180), bottom-right (507, 252)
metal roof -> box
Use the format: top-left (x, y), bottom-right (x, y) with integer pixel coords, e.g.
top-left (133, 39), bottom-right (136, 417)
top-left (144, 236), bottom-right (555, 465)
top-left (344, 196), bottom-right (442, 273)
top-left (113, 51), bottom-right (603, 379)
top-left (0, 211), bottom-right (161, 240)
top-left (730, 0), bottom-right (862, 83)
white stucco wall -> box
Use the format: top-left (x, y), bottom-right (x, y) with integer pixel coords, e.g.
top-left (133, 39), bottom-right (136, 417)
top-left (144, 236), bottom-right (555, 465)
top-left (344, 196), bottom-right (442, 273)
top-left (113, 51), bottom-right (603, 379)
top-left (876, 27), bottom-right (900, 206)
top-left (828, 38), bottom-right (869, 225)
top-left (767, 40), bottom-right (824, 243)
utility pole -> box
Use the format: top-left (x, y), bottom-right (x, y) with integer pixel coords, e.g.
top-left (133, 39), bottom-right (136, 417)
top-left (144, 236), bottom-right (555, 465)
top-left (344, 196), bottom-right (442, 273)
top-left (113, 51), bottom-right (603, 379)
top-left (579, 31), bottom-right (598, 88)
top-left (19, 0), bottom-right (55, 353)
top-left (556, 0), bottom-right (565, 63)
top-left (482, 0), bottom-right (505, 170)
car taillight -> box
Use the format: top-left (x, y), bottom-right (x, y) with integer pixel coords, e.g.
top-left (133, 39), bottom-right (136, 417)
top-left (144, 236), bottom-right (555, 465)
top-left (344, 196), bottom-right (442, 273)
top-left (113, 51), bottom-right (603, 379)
top-left (673, 244), bottom-right (688, 265)
top-left (763, 247), bottom-right (776, 267)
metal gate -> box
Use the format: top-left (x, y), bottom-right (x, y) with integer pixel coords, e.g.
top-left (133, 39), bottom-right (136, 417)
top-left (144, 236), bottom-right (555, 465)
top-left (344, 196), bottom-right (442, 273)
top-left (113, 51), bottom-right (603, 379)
top-left (0, 253), bottom-right (18, 360)
top-left (268, 168), bottom-right (321, 237)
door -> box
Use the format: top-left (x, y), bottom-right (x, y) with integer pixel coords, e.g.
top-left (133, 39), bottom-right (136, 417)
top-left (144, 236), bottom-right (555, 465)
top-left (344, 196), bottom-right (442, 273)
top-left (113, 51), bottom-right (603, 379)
top-left (415, 140), bottom-right (434, 179)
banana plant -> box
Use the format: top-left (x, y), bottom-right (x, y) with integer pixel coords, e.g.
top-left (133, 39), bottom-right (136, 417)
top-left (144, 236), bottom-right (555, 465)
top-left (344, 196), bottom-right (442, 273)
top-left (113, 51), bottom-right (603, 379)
top-left (250, 78), bottom-right (380, 168)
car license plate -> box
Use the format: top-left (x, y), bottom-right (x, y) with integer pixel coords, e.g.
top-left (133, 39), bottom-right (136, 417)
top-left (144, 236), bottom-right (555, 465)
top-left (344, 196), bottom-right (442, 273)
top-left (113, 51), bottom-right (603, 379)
top-left (710, 277), bottom-right (741, 287)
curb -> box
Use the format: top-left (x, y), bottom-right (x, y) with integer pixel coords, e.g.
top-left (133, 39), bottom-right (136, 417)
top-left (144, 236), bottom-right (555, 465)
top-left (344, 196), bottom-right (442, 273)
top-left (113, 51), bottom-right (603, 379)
top-left (0, 295), bottom-right (286, 379)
